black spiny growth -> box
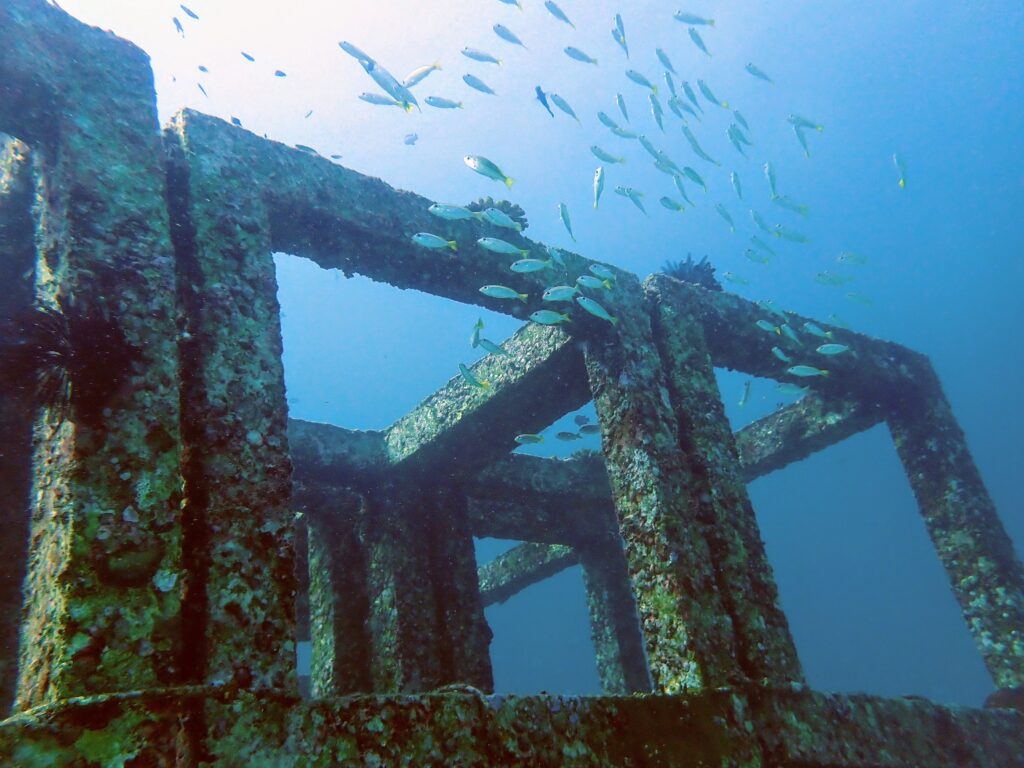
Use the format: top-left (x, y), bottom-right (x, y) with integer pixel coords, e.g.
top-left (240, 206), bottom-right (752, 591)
top-left (660, 253), bottom-right (723, 291)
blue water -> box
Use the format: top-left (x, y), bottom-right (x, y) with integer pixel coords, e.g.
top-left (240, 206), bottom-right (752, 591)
top-left (62, 0), bottom-right (1023, 705)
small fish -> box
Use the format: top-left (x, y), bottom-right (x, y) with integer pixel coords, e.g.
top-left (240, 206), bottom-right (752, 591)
top-left (611, 26), bottom-right (629, 58)
top-left (625, 70), bottom-right (657, 94)
top-left (515, 434), bottom-right (544, 444)
top-left (828, 313), bottom-right (851, 328)
top-left (666, 96), bottom-right (686, 120)
top-left (653, 158), bottom-right (679, 177)
top-left (479, 338), bottom-right (509, 356)
top-left (180, 4), bottom-right (199, 20)
top-left (556, 431), bottom-right (582, 441)
top-left (787, 365), bottom-right (828, 378)
top-left (721, 271), bottom-right (748, 285)
top-left (745, 63), bottom-right (774, 84)
top-left (845, 292), bottom-right (874, 306)
top-left (594, 167), bottom-right (606, 208)
top-left (756, 319), bottom-right (781, 334)
top-left (465, 155), bottom-right (514, 187)
top-left (173, 17), bottom-right (185, 37)
top-left (430, 203), bottom-right (478, 221)
top-left (614, 185), bottom-right (647, 215)
top-left (649, 93), bottom-right (665, 131)
top-left (535, 86), bottom-right (555, 117)
top-left (479, 237), bottom-right (529, 257)
top-left (779, 324), bottom-right (802, 346)
top-left (565, 46), bottom-right (598, 65)
top-left (744, 248), bottom-right (770, 265)
top-left (893, 153), bottom-right (907, 189)
top-left (674, 11), bottom-right (714, 26)
top-left (425, 96), bottom-right (463, 109)
top-left (574, 414), bottom-right (591, 427)
top-left (511, 259), bottom-right (552, 273)
top-left (682, 126), bottom-right (718, 165)
top-left (750, 235), bottom-right (776, 255)
top-left (739, 380), bottom-right (752, 407)
top-left (758, 300), bottom-right (789, 321)
top-left (788, 113), bottom-right (824, 132)
top-left (817, 343), bottom-right (849, 356)
top-left (715, 203), bottom-right (735, 231)
top-left (530, 309), bottom-right (571, 325)
top-left (558, 203), bottom-right (576, 241)
top-left (682, 166), bottom-right (706, 192)
top-left (727, 126), bottom-right (747, 157)
top-left (697, 80), bottom-right (728, 108)
top-left (480, 284), bottom-right (529, 302)
top-left (773, 195), bottom-right (808, 216)
top-left (497, 0), bottom-right (522, 8)
top-left (733, 110), bottom-right (750, 131)
top-left (793, 125), bottom-right (812, 158)
top-left (230, 116), bottom-right (243, 127)
top-left (660, 196), bottom-right (685, 213)
top-left (338, 41), bottom-right (375, 65)
top-left (464, 74), bottom-right (496, 95)
top-left (777, 382), bottom-right (810, 397)
top-left (403, 62), bottom-right (441, 88)
top-left (459, 363), bottom-right (491, 390)
top-left (198, 65), bottom-right (209, 72)
top-left (576, 275), bottom-right (612, 291)
top-left (545, 0), bottom-right (576, 29)
top-left (837, 251), bottom-right (868, 266)
top-left (550, 93), bottom-right (580, 122)
top-left (578, 423), bottom-right (601, 435)
top-left (576, 295), bottom-right (618, 324)
top-left (656, 48), bottom-right (677, 75)
top-left (494, 24), bottom-right (527, 48)
top-left (463, 48), bottom-right (502, 65)
top-left (304, 109), bottom-right (313, 118)
top-left (682, 81), bottom-right (703, 112)
top-left (241, 51), bottom-right (255, 62)
top-left (362, 59), bottom-right (419, 111)
top-left (591, 145), bottom-right (625, 164)
top-left (688, 27), bottom-right (711, 57)
top-left (750, 209), bottom-right (773, 234)
top-left (404, 133), bottom-right (419, 146)
top-left (481, 207), bottom-right (522, 230)
top-left (330, 154), bottom-right (343, 160)
top-left (732, 124), bottom-right (754, 146)
top-left (637, 134), bottom-right (661, 160)
top-left (597, 111), bottom-right (619, 129)
top-left (616, 93), bottom-right (630, 122)
top-left (412, 232), bottom-right (457, 251)
top-left (543, 285), bottom-right (579, 302)
top-left (771, 346), bottom-right (792, 363)
top-left (802, 322), bottom-right (833, 339)
top-left (274, 70), bottom-right (287, 78)
top-left (589, 264), bottom-right (616, 281)
top-left (359, 92), bottom-right (401, 107)
top-left (471, 317), bottom-right (484, 347)
top-left (547, 246), bottom-right (567, 269)
top-left (731, 171), bottom-right (743, 200)
top-left (774, 225), bottom-right (808, 243)
top-left (197, 82), bottom-right (208, 97)
top-left (764, 162), bottom-right (779, 199)
top-left (673, 174), bottom-right (694, 205)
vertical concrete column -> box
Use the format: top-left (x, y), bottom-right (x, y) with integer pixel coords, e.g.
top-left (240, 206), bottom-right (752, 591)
top-left (165, 114), bottom-right (296, 692)
top-left (1, 1), bottom-right (185, 713)
top-left (580, 273), bottom-right (744, 693)
top-left (646, 275), bottom-right (804, 685)
top-left (887, 363), bottom-right (1024, 689)
top-left (0, 135), bottom-right (36, 713)
top-left (578, 534), bottom-right (652, 694)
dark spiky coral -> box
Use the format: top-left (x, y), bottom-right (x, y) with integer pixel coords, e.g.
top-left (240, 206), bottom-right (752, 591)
top-left (465, 197), bottom-right (529, 231)
top-left (0, 303), bottom-right (138, 426)
top-left (661, 254), bottom-right (723, 291)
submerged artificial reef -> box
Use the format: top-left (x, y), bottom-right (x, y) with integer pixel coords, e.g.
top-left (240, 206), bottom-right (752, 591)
top-left (0, 0), bottom-right (1021, 765)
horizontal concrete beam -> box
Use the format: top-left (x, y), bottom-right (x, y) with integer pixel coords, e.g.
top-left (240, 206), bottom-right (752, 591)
top-left (478, 543), bottom-right (578, 608)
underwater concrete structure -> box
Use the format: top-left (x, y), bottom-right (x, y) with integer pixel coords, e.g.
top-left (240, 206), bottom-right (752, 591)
top-left (0, 0), bottom-right (1021, 764)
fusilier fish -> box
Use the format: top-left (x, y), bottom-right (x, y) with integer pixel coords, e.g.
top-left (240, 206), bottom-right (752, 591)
top-left (837, 251), bottom-right (868, 265)
top-left (493, 24), bottom-right (527, 48)
top-left (745, 63), bottom-right (774, 84)
top-left (550, 93), bottom-right (580, 122)
top-left (772, 346), bottom-right (791, 363)
top-left (429, 203), bottom-right (478, 220)
top-left (462, 48), bottom-right (501, 65)
top-left (793, 125), bottom-right (811, 157)
top-left (463, 74), bottom-right (496, 95)
top-left (478, 338), bottom-right (509, 355)
top-left (697, 79), bottom-right (728, 108)
top-left (816, 343), bottom-right (850, 356)
top-left (481, 207), bottom-right (522, 230)
top-left (515, 434), bottom-right (544, 444)
top-left (614, 185), bottom-right (647, 215)
top-left (465, 155), bottom-right (514, 186)
top-left (802, 322), bottom-right (833, 339)
top-left (589, 264), bottom-right (616, 281)
top-left (682, 126), bottom-right (719, 165)
top-left (591, 145), bottom-right (625, 164)
top-left (663, 71), bottom-right (678, 98)
top-left (459, 363), bottom-right (490, 389)
top-left (739, 380), bottom-right (752, 407)
top-left (497, 0), bottom-right (522, 8)
top-left (625, 70), bottom-right (657, 94)
top-left (480, 284), bottom-right (528, 302)
top-left (688, 27), bottom-right (711, 56)
top-left (616, 93), bottom-right (629, 122)
top-left (730, 171), bottom-right (743, 199)
top-left (339, 41), bottom-right (374, 65)
top-left (576, 275), bottom-right (611, 290)
top-left (788, 113), bottom-right (824, 132)
top-left (721, 271), bottom-right (748, 285)
top-left (649, 93), bottom-right (665, 131)
top-left (594, 166), bottom-right (606, 208)
top-left (787, 365), bottom-right (829, 378)
top-left (773, 195), bottom-right (809, 216)
top-left (180, 4), bottom-right (199, 20)
top-left (750, 235), bottom-right (777, 256)
top-left (656, 48), bottom-right (677, 74)
top-left (610, 124), bottom-right (637, 139)
top-left (403, 62), bottom-right (441, 88)
top-left (359, 92), bottom-right (402, 107)
top-left (814, 271), bottom-right (854, 286)
top-left (576, 295), bottom-right (618, 324)
top-left (674, 11), bottom-right (714, 25)
top-left (478, 237), bottom-right (529, 257)
top-left (682, 166), bottom-right (706, 192)
top-left (544, 0), bottom-right (576, 28)
top-left (558, 203), bottom-right (576, 241)
top-left (535, 86), bottom-right (555, 117)
top-left (775, 224), bottom-right (808, 243)
top-left (471, 317), bottom-right (484, 347)
top-left (750, 209), bottom-right (773, 233)
top-left (362, 59), bottom-right (419, 111)
top-left (660, 196), bottom-right (685, 213)
top-left (565, 46), bottom-right (598, 65)
top-left (780, 324), bottom-right (802, 346)
top-left (764, 162), bottom-right (779, 198)
top-left (612, 26), bottom-right (629, 58)
top-left (412, 232), bottom-right (457, 250)
top-left (733, 110), bottom-right (750, 131)
top-left (511, 258), bottom-right (552, 273)
top-left (597, 111), bottom-right (619, 129)
top-left (673, 173), bottom-right (694, 205)
top-left (425, 96), bottom-right (463, 109)
top-left (543, 285), bottom-right (579, 302)
top-left (727, 125), bottom-right (747, 157)
top-left (682, 81), bottom-right (703, 112)
top-left (530, 309), bottom-right (571, 325)
top-left (756, 319), bottom-right (781, 334)
top-left (893, 153), bottom-right (907, 189)
top-left (715, 203), bottom-right (735, 231)
top-left (744, 248), bottom-right (770, 265)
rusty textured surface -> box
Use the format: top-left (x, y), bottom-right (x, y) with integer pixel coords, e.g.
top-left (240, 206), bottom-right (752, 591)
top-left (1, 0), bottom-right (186, 711)
top-left (887, 364), bottom-right (1024, 689)
top-left (647, 274), bottom-right (803, 687)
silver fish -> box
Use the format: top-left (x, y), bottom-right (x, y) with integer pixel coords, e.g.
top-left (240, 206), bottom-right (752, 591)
top-left (463, 73), bottom-right (496, 95)
top-left (625, 69), bottom-right (657, 94)
top-left (403, 62), bottom-right (441, 88)
top-left (511, 258), bottom-right (552, 273)
top-left (656, 48), bottom-right (677, 75)
top-left (481, 207), bottom-right (522, 230)
top-left (429, 203), bottom-right (478, 221)
top-left (412, 232), bottom-right (457, 250)
top-left (464, 155), bottom-right (513, 186)
top-left (544, 0), bottom-right (576, 28)
top-left (591, 145), bottom-right (625, 164)
top-left (558, 202), bottom-right (575, 241)
top-left (494, 24), bottom-right (527, 48)
top-left (697, 79), bottom-right (728, 108)
top-left (616, 93), bottom-right (629, 122)
top-left (576, 295), bottom-right (618, 324)
top-left (480, 284), bottom-right (528, 302)
top-left (531, 309), bottom-right (571, 325)
top-left (425, 95), bottom-right (463, 109)
top-left (682, 126), bottom-right (719, 165)
top-left (462, 48), bottom-right (501, 65)
top-left (674, 11), bottom-right (714, 26)
top-left (593, 167), bottom-right (606, 208)
top-left (565, 46), bottom-right (598, 65)
top-left (730, 171), bottom-right (743, 200)
top-left (478, 237), bottom-right (529, 257)
top-left (550, 93), bottom-right (580, 122)
top-left (745, 63), bottom-right (774, 84)
top-left (649, 93), bottom-right (665, 131)
top-left (543, 285), bottom-right (579, 302)
top-left (688, 27), bottom-right (711, 56)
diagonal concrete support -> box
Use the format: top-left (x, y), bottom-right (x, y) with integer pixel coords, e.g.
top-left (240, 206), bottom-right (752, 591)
top-left (478, 543), bottom-right (579, 608)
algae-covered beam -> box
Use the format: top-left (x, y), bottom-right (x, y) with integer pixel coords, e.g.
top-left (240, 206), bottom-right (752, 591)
top-left (0, 134), bottom-right (36, 714)
top-left (647, 274), bottom-right (803, 686)
top-left (886, 362), bottom-right (1024, 689)
top-left (734, 392), bottom-right (883, 482)
top-left (478, 543), bottom-right (578, 607)
top-left (1, 0), bottom-right (186, 717)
